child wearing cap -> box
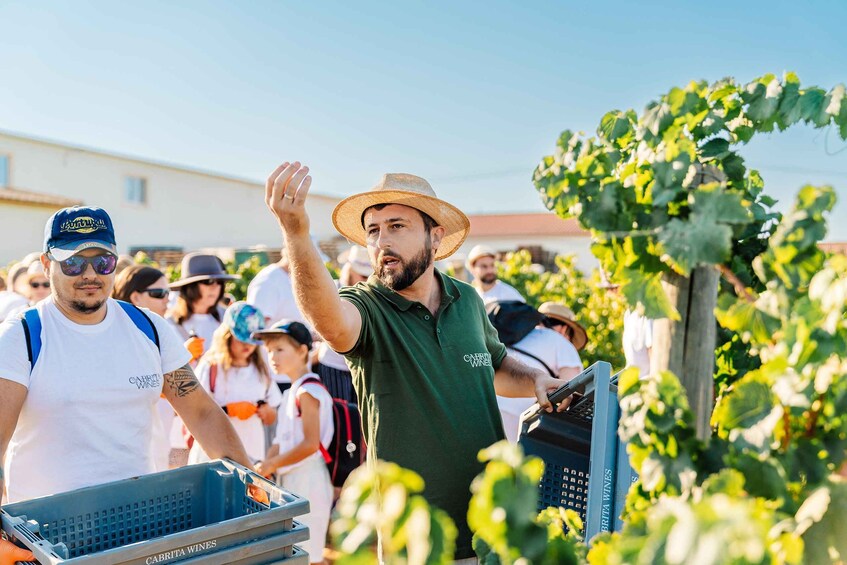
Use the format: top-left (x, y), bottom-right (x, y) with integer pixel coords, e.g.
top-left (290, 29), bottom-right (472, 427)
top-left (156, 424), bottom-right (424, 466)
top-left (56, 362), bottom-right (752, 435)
top-left (254, 320), bottom-right (333, 565)
top-left (187, 302), bottom-right (282, 464)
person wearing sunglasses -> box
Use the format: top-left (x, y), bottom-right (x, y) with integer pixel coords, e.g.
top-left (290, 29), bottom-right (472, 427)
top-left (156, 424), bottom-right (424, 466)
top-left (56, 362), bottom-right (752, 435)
top-left (0, 206), bottom-right (253, 524)
top-left (1, 262), bottom-right (52, 322)
top-left (165, 253), bottom-right (240, 468)
top-left (167, 253), bottom-right (239, 355)
top-left (113, 264), bottom-right (170, 318)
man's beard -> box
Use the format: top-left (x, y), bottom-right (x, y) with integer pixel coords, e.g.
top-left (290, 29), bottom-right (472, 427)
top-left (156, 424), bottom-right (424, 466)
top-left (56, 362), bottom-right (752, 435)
top-left (70, 298), bottom-right (106, 314)
top-left (377, 239), bottom-right (432, 291)
top-left (480, 273), bottom-right (497, 285)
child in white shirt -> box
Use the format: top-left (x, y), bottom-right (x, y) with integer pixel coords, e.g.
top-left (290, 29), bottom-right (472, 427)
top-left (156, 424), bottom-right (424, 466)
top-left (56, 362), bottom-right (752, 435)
top-left (254, 320), bottom-right (333, 565)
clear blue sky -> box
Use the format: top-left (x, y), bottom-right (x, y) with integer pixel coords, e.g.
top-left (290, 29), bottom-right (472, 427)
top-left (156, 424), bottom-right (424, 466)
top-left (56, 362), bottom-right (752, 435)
top-left (1, 0), bottom-right (845, 240)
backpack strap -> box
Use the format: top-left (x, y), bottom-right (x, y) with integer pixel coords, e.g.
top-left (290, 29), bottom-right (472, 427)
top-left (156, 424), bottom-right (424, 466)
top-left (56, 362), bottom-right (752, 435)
top-left (116, 301), bottom-right (160, 351)
top-left (21, 302), bottom-right (160, 374)
top-left (294, 376), bottom-right (332, 464)
top-left (510, 346), bottom-right (557, 379)
top-left (20, 307), bottom-right (42, 369)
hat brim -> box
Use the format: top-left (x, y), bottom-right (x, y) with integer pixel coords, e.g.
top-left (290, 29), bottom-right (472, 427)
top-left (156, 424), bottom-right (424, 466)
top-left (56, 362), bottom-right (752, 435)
top-left (169, 274), bottom-right (240, 288)
top-left (48, 241), bottom-right (117, 262)
top-left (332, 190), bottom-right (470, 261)
top-left (546, 315), bottom-right (588, 352)
top-left (251, 328), bottom-right (313, 349)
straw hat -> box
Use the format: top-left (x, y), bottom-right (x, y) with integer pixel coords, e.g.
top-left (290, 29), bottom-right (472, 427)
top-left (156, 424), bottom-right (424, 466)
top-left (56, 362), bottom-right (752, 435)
top-left (338, 245), bottom-right (373, 277)
top-left (466, 244), bottom-right (497, 270)
top-left (538, 302), bottom-right (588, 351)
top-left (169, 253), bottom-right (240, 288)
top-left (331, 174), bottom-right (470, 261)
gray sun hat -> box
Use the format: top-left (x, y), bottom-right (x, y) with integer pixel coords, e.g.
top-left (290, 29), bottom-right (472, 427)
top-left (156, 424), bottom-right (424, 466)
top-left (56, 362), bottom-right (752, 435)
top-left (168, 253), bottom-right (240, 289)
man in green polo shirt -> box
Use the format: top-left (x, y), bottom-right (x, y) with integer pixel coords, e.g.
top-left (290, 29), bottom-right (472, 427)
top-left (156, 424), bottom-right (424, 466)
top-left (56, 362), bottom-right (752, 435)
top-left (263, 161), bottom-right (567, 561)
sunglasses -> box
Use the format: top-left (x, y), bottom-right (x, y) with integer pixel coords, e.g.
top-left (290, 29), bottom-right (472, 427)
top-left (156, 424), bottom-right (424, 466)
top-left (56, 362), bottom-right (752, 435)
top-left (142, 288), bottom-right (169, 299)
top-left (199, 279), bottom-right (223, 286)
top-left (30, 281), bottom-right (50, 289)
top-left (51, 253), bottom-right (118, 276)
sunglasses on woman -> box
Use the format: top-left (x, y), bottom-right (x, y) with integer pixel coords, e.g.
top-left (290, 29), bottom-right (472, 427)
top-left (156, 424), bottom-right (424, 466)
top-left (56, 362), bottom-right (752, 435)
top-left (50, 253), bottom-right (118, 276)
top-left (29, 281), bottom-right (50, 289)
top-left (199, 279), bottom-right (223, 286)
top-left (142, 288), bottom-right (169, 299)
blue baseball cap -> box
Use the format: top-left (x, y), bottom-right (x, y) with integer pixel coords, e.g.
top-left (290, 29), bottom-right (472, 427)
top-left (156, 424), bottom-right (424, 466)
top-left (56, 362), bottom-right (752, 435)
top-left (223, 302), bottom-right (266, 345)
top-left (44, 206), bottom-right (118, 261)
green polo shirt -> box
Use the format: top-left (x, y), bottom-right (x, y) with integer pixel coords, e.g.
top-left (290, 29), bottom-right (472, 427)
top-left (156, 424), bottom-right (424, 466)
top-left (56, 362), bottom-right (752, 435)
top-left (339, 270), bottom-right (507, 558)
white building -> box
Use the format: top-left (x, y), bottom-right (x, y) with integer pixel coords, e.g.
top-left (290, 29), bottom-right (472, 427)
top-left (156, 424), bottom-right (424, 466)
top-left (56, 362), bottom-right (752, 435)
top-left (458, 212), bottom-right (594, 271)
top-left (0, 130), bottom-right (341, 264)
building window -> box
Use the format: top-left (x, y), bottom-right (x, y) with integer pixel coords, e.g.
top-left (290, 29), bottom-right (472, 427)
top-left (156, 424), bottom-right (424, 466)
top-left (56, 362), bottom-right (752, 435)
top-left (0, 155), bottom-right (9, 188)
top-left (124, 176), bottom-right (147, 204)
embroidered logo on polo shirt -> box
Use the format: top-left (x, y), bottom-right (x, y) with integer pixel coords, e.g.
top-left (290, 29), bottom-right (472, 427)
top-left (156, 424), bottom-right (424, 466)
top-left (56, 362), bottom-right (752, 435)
top-left (463, 353), bottom-right (492, 368)
top-left (129, 373), bottom-right (161, 389)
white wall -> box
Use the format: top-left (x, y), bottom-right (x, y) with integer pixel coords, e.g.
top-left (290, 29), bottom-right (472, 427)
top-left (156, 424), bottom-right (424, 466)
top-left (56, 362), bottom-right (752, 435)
top-left (0, 202), bottom-right (59, 264)
top-left (0, 133), bottom-right (340, 263)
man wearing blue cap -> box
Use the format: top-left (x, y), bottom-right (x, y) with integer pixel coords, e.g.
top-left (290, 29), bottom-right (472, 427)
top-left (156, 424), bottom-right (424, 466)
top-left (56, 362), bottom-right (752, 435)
top-left (0, 206), bottom-right (252, 512)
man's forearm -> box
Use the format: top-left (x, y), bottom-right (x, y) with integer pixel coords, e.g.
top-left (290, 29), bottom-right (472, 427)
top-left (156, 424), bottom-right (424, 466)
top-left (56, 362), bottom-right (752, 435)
top-left (286, 233), bottom-right (353, 343)
top-left (493, 355), bottom-right (544, 398)
top-left (193, 403), bottom-right (253, 467)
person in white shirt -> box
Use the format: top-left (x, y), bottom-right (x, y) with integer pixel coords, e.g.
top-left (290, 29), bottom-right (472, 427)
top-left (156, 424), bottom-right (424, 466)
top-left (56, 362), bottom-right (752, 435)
top-left (247, 250), bottom-right (308, 327)
top-left (466, 244), bottom-right (525, 304)
top-left (0, 206), bottom-right (251, 516)
top-left (623, 308), bottom-right (653, 377)
top-left (0, 261), bottom-right (34, 323)
top-left (254, 320), bottom-right (333, 565)
top-left (188, 302), bottom-right (282, 464)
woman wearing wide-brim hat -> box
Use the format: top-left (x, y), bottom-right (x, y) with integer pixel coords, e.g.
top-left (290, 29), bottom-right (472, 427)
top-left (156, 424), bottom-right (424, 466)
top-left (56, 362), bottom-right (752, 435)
top-left (538, 302), bottom-right (588, 351)
top-left (165, 252), bottom-right (240, 467)
top-left (167, 252), bottom-right (240, 343)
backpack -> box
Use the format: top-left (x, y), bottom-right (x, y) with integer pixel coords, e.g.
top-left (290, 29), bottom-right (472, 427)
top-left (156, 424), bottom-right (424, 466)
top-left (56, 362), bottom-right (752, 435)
top-left (295, 376), bottom-right (365, 487)
top-left (485, 300), bottom-right (544, 346)
top-left (20, 300), bottom-right (160, 370)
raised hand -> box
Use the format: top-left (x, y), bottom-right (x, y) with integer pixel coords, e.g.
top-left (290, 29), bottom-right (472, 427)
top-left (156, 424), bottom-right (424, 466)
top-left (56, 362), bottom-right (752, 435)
top-left (265, 162), bottom-right (312, 237)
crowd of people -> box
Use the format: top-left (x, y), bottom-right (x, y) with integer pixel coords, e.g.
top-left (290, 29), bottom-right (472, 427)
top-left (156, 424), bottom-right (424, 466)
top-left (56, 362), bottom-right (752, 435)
top-left (0, 162), bottom-right (649, 564)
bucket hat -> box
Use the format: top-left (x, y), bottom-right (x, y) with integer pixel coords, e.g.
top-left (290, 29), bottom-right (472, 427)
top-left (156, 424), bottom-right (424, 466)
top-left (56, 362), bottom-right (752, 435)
top-left (223, 302), bottom-right (265, 345)
top-left (331, 173), bottom-right (470, 261)
top-left (538, 302), bottom-right (588, 351)
top-left (169, 253), bottom-right (240, 288)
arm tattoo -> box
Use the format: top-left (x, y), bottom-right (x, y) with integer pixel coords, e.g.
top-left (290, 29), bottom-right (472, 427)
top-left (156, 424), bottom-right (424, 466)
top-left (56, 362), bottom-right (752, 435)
top-left (165, 364), bottom-right (200, 398)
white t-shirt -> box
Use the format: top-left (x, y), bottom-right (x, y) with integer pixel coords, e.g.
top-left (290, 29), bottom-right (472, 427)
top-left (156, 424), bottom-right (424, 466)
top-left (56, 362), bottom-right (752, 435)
top-left (316, 340), bottom-right (350, 371)
top-left (246, 264), bottom-right (306, 326)
top-left (623, 309), bottom-right (652, 377)
top-left (0, 291), bottom-right (28, 323)
top-left (497, 327), bottom-right (582, 443)
top-left (188, 361), bottom-right (283, 462)
top-left (274, 374), bottom-right (334, 475)
top-left (169, 313), bottom-right (221, 346)
top-left (478, 280), bottom-right (526, 305)
top-left (0, 297), bottom-right (191, 502)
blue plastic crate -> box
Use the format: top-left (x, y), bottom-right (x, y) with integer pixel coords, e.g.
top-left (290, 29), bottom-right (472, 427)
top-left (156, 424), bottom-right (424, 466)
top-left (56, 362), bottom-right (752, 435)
top-left (1, 460), bottom-right (310, 564)
top-left (518, 362), bottom-right (636, 541)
